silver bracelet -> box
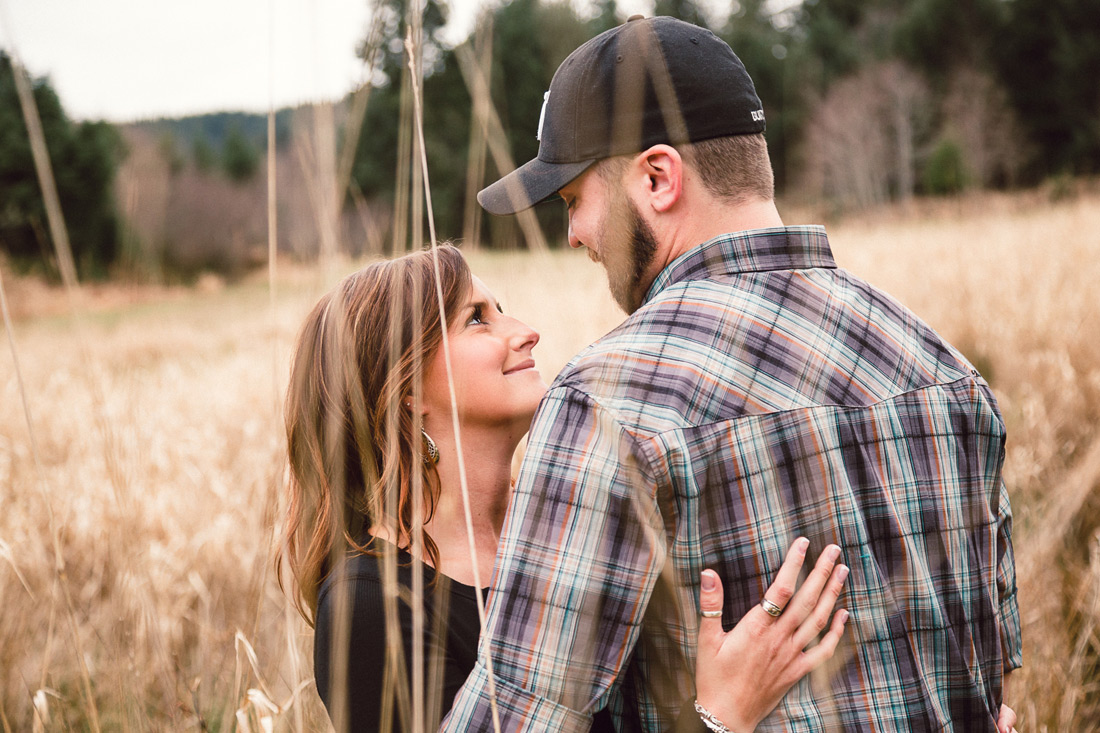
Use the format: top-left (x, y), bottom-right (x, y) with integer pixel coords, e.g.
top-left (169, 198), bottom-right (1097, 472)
top-left (694, 700), bottom-right (734, 733)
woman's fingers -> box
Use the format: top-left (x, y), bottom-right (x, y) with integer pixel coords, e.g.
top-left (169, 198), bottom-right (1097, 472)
top-left (801, 602), bottom-right (849, 668)
top-left (792, 561), bottom-right (849, 649)
top-left (997, 704), bottom-right (1017, 733)
top-left (698, 569), bottom-right (725, 650)
top-left (700, 539), bottom-right (850, 661)
top-left (759, 537), bottom-right (810, 619)
top-left (781, 543), bottom-right (842, 627)
top-left (692, 539), bottom-right (851, 733)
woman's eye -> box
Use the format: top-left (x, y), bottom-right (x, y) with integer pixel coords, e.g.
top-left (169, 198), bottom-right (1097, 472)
top-left (467, 306), bottom-right (485, 325)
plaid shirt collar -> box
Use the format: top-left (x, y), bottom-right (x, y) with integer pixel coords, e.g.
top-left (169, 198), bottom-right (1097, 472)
top-left (644, 225), bottom-right (837, 305)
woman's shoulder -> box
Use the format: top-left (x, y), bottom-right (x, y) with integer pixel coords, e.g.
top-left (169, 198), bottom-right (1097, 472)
top-left (316, 540), bottom-right (408, 610)
top-left (315, 538), bottom-right (488, 632)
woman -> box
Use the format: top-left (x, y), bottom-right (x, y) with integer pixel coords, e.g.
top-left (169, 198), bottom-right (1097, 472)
top-left (280, 245), bottom-right (850, 732)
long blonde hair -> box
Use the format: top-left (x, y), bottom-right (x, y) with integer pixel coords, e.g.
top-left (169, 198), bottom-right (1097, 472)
top-left (279, 245), bottom-right (471, 624)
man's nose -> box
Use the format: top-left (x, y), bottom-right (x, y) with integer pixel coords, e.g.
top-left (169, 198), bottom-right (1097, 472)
top-left (567, 219), bottom-right (583, 249)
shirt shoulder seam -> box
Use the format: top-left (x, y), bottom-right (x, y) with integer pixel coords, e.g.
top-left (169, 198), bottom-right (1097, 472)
top-left (637, 369), bottom-right (987, 440)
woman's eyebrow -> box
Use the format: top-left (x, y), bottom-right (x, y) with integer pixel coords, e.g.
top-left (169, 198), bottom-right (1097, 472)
top-left (465, 299), bottom-right (490, 315)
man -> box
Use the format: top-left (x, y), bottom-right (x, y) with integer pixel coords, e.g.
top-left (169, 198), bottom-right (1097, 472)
top-left (444, 16), bottom-right (1021, 732)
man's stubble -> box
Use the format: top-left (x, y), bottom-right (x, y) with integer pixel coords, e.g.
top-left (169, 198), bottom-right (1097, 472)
top-left (600, 189), bottom-right (659, 314)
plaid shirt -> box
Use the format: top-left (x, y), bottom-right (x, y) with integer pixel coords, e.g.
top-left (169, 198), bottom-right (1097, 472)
top-left (443, 226), bottom-right (1022, 732)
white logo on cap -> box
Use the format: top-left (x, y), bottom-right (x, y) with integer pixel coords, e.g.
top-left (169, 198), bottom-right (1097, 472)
top-left (751, 109), bottom-right (765, 122)
top-left (537, 91), bottom-right (550, 141)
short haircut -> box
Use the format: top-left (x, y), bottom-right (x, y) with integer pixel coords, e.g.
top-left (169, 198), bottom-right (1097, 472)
top-left (597, 133), bottom-right (774, 204)
top-left (683, 133), bottom-right (774, 203)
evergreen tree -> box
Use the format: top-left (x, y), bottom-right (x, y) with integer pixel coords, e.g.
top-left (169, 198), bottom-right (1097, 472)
top-left (794, 0), bottom-right (872, 90)
top-left (192, 135), bottom-right (216, 172)
top-left (351, 0), bottom-right (469, 239)
top-left (0, 52), bottom-right (123, 278)
top-left (654, 0), bottom-right (706, 27)
top-left (221, 124), bottom-right (260, 183)
top-left (588, 0), bottom-right (621, 35)
top-left (158, 131), bottom-right (184, 175)
top-left (994, 0), bottom-right (1100, 177)
top-left (893, 0), bottom-right (1005, 88)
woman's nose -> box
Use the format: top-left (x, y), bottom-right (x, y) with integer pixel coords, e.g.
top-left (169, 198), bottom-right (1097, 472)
top-left (510, 318), bottom-right (540, 351)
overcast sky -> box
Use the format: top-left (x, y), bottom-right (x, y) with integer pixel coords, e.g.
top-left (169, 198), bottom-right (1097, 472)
top-left (2, 0), bottom-right (659, 123)
top-left (2, 0), bottom-right (382, 121)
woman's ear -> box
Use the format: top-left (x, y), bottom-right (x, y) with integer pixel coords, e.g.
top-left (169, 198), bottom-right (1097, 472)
top-left (635, 144), bottom-right (683, 213)
top-left (404, 397), bottom-right (429, 417)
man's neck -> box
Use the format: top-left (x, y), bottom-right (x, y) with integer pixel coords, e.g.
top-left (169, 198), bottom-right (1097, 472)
top-left (646, 197), bottom-right (785, 295)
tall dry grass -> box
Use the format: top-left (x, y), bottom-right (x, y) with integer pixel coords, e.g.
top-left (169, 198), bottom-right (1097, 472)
top-left (1, 187), bottom-right (1099, 730)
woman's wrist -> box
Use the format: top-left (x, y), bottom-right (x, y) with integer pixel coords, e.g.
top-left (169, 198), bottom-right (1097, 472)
top-left (694, 699), bottom-right (751, 733)
top-left (694, 700), bottom-right (732, 733)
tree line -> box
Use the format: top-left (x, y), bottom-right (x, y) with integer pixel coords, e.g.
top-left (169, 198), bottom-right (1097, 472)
top-left (1, 0), bottom-right (1098, 277)
top-left (361, 0), bottom-right (1100, 244)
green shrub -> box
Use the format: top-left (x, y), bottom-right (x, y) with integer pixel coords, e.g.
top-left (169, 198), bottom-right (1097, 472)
top-left (923, 137), bottom-right (969, 195)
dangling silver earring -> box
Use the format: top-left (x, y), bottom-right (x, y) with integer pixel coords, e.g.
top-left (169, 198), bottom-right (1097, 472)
top-left (421, 429), bottom-right (439, 465)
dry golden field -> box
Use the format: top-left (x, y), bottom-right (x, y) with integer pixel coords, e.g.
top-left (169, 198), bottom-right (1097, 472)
top-left (2, 187), bottom-right (1099, 731)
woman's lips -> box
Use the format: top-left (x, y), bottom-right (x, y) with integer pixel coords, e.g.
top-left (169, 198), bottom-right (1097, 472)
top-left (504, 359), bottom-right (536, 375)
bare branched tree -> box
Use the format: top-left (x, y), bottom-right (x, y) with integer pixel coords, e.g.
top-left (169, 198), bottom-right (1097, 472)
top-left (800, 62), bottom-right (929, 208)
top-left (881, 61), bottom-right (931, 201)
top-left (941, 68), bottom-right (1029, 188)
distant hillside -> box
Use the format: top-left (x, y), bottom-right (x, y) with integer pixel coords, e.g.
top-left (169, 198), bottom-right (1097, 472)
top-left (126, 109), bottom-right (297, 154)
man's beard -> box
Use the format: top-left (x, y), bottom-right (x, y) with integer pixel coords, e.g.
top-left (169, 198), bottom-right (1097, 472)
top-left (602, 197), bottom-right (658, 314)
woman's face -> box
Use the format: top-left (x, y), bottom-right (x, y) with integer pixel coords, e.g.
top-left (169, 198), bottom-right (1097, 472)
top-left (422, 276), bottom-right (547, 435)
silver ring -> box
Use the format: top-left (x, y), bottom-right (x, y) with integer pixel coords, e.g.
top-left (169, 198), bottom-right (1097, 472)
top-left (701, 609), bottom-right (722, 618)
top-left (760, 598), bottom-right (783, 617)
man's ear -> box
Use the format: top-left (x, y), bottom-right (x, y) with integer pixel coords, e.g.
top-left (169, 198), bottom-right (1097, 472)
top-left (634, 144), bottom-right (683, 213)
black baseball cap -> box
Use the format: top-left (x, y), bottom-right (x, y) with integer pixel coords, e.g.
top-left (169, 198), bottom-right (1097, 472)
top-left (477, 15), bottom-right (766, 216)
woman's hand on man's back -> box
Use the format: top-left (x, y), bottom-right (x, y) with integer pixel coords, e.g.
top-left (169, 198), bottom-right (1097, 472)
top-left (693, 538), bottom-right (849, 733)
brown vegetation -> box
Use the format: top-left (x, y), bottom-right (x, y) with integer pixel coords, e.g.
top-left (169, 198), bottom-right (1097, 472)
top-left (116, 119), bottom-right (389, 283)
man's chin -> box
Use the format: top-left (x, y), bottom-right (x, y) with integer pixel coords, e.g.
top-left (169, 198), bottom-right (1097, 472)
top-left (609, 282), bottom-right (643, 314)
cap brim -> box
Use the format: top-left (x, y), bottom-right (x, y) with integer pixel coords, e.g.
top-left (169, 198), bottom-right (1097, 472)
top-left (477, 156), bottom-right (596, 216)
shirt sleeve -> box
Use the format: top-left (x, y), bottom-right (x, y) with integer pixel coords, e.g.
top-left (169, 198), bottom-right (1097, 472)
top-left (995, 478), bottom-right (1023, 672)
top-left (441, 386), bottom-right (666, 731)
